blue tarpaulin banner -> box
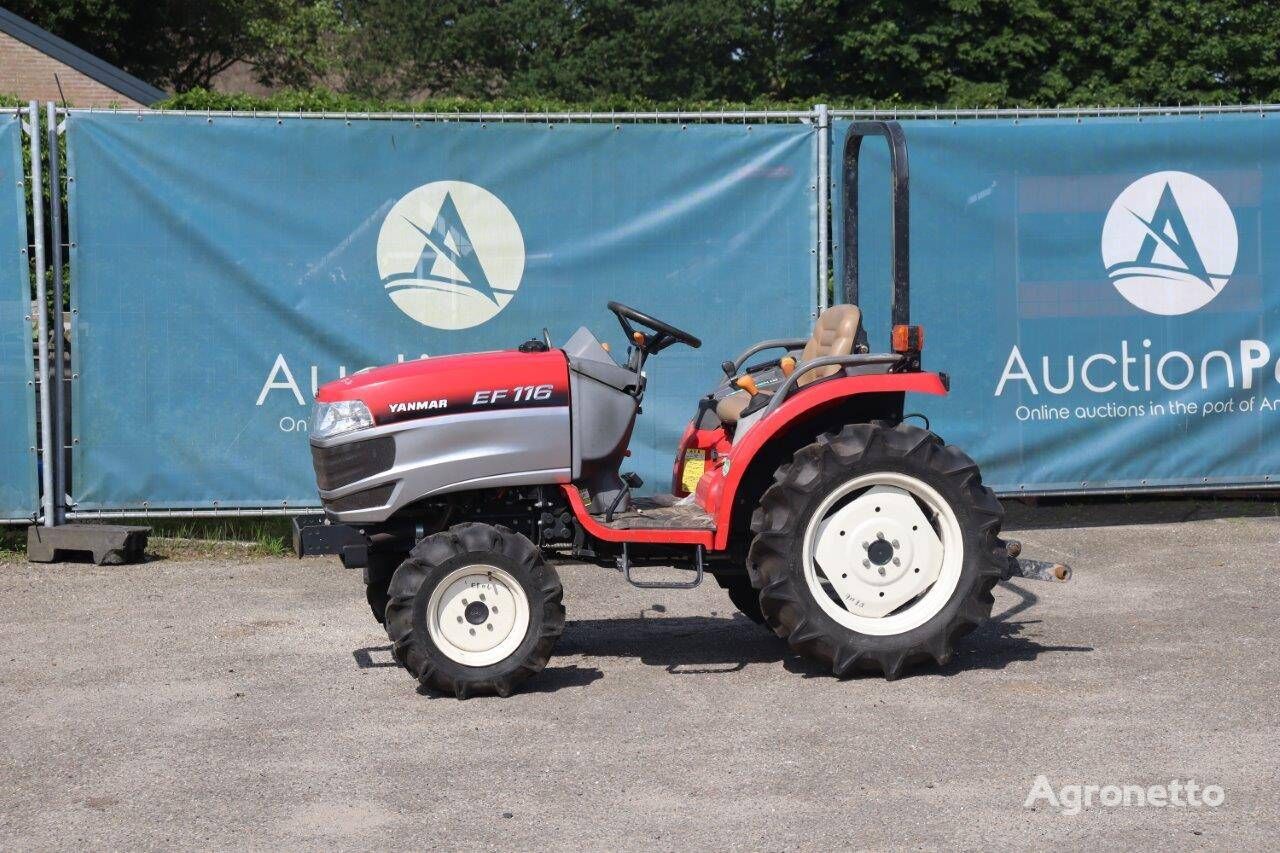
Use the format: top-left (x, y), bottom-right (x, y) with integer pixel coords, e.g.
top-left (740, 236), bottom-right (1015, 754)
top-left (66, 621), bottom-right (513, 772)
top-left (66, 113), bottom-right (816, 509)
top-left (834, 114), bottom-right (1279, 493)
top-left (0, 114), bottom-right (36, 520)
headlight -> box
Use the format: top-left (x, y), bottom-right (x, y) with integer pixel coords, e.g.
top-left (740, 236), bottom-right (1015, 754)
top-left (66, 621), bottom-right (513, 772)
top-left (311, 400), bottom-right (374, 439)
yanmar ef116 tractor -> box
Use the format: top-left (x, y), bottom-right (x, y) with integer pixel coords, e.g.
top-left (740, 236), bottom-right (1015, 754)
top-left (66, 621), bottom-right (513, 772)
top-left (307, 121), bottom-right (1069, 698)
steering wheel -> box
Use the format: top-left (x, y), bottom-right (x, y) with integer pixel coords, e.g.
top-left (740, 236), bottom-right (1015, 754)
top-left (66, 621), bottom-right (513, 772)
top-left (607, 301), bottom-right (702, 353)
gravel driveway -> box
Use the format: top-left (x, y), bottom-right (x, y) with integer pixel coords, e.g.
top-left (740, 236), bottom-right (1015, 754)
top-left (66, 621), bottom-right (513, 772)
top-left (1, 500), bottom-right (1277, 850)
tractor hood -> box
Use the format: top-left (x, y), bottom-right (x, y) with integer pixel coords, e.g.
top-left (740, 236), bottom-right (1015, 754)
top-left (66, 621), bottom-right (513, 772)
top-left (316, 349), bottom-right (570, 426)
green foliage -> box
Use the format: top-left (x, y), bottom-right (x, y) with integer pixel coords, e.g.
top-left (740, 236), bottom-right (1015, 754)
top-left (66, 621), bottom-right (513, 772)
top-left (159, 87), bottom-right (824, 113)
top-left (14, 1), bottom-right (1280, 110)
top-left (6, 1), bottom-right (346, 92)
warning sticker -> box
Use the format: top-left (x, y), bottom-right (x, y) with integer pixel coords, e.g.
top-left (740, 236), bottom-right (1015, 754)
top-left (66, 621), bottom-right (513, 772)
top-left (680, 449), bottom-right (707, 493)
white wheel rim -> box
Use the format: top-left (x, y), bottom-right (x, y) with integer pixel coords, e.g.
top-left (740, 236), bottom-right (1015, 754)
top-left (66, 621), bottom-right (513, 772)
top-left (426, 564), bottom-right (531, 667)
top-left (801, 471), bottom-right (964, 637)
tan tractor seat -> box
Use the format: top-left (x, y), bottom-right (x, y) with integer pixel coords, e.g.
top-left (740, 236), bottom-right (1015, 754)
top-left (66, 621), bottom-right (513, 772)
top-left (716, 304), bottom-right (863, 425)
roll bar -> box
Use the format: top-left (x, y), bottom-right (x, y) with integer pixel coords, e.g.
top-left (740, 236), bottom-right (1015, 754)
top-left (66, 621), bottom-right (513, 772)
top-left (841, 121), bottom-right (910, 328)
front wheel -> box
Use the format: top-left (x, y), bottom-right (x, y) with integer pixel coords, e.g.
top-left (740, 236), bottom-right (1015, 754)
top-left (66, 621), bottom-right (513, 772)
top-left (748, 423), bottom-right (1006, 679)
top-left (385, 523), bottom-right (565, 698)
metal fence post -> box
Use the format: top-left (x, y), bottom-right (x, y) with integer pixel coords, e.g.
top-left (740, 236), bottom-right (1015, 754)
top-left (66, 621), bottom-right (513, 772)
top-left (26, 102), bottom-right (54, 527)
top-left (815, 104), bottom-right (830, 312)
top-left (45, 103), bottom-right (67, 525)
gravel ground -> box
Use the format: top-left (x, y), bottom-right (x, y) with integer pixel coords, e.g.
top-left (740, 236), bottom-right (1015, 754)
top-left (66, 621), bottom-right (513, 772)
top-left (1, 500), bottom-right (1278, 850)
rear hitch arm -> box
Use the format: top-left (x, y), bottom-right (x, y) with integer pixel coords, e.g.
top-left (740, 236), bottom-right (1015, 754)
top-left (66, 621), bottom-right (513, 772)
top-left (1002, 539), bottom-right (1072, 582)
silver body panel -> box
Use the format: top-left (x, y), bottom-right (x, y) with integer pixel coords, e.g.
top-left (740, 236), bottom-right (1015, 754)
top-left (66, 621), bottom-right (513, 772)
top-left (314, 406), bottom-right (572, 524)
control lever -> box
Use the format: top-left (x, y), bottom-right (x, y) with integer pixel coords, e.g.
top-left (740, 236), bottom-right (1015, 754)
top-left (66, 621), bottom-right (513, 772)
top-left (605, 472), bottom-right (644, 523)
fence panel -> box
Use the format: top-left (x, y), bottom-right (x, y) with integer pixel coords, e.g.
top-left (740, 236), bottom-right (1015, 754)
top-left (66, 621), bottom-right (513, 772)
top-left (66, 112), bottom-right (817, 511)
top-left (0, 113), bottom-right (36, 520)
top-left (833, 113), bottom-right (1280, 493)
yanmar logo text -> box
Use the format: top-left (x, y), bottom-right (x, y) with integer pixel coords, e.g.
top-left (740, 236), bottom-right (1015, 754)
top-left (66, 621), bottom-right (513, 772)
top-left (388, 399), bottom-right (448, 414)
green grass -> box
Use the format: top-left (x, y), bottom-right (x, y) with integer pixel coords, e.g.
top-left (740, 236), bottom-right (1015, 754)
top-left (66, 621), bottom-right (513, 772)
top-left (139, 517), bottom-right (294, 558)
top-left (0, 527), bottom-right (24, 559)
top-left (0, 517), bottom-right (295, 561)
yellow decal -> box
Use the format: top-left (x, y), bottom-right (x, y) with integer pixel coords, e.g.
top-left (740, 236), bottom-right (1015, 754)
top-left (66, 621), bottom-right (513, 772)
top-left (680, 449), bottom-right (707, 493)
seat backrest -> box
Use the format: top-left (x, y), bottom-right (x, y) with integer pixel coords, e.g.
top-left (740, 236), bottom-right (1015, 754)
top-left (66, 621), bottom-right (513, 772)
top-left (798, 304), bottom-right (862, 385)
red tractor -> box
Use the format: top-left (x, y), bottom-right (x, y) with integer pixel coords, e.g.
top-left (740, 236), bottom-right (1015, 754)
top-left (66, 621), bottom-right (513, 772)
top-left (308, 121), bottom-right (1068, 698)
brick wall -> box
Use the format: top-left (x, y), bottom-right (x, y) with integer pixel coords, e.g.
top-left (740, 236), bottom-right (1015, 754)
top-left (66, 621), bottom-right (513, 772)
top-left (0, 31), bottom-right (147, 108)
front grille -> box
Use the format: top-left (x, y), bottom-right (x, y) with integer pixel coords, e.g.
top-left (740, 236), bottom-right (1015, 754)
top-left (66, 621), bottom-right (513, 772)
top-left (324, 483), bottom-right (395, 513)
top-left (311, 436), bottom-right (395, 490)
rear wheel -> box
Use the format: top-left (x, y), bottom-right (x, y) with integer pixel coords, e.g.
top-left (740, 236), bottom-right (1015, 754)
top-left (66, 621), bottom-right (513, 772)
top-left (749, 423), bottom-right (1005, 679)
top-left (384, 523), bottom-right (565, 698)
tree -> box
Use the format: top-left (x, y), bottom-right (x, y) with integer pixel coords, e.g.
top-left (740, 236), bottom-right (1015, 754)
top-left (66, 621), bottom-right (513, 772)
top-left (7, 0), bottom-right (348, 92)
top-left (11, 0), bottom-right (1280, 106)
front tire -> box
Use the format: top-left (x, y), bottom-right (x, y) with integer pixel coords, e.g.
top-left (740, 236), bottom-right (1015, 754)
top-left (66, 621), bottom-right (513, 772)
top-left (713, 574), bottom-right (765, 624)
top-left (749, 423), bottom-right (1005, 679)
top-left (385, 523), bottom-right (565, 698)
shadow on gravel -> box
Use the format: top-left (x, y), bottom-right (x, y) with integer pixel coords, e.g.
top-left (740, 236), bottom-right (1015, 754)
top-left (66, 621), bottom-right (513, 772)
top-left (558, 613), bottom-right (794, 676)
top-left (558, 583), bottom-right (1093, 685)
top-left (902, 581), bottom-right (1094, 681)
top-left (353, 645), bottom-right (398, 669)
top-left (356, 583), bottom-right (1093, 693)
top-left (411, 665), bottom-right (604, 698)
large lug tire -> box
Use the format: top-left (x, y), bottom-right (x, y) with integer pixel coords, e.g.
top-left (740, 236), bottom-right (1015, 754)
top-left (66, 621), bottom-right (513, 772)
top-left (364, 550), bottom-right (407, 625)
top-left (384, 522), bottom-right (565, 699)
top-left (748, 423), bottom-right (1006, 680)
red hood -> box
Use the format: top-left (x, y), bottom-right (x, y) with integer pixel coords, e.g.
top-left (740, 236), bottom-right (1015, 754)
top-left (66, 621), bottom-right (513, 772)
top-left (316, 349), bottom-right (570, 425)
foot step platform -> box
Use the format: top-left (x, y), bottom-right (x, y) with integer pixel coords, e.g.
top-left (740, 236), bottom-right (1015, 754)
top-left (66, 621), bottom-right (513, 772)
top-left (26, 524), bottom-right (150, 565)
top-left (597, 495), bottom-right (715, 531)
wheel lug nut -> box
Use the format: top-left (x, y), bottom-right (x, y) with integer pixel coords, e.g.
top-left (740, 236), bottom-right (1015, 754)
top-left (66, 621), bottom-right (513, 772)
top-left (456, 616), bottom-right (463, 623)
top-left (469, 628), bottom-right (476, 635)
top-left (878, 567), bottom-right (886, 576)
top-left (862, 559), bottom-right (870, 568)
top-left (877, 532), bottom-right (885, 540)
top-left (486, 624), bottom-right (494, 631)
top-left (892, 540), bottom-right (900, 548)
top-left (892, 557), bottom-right (900, 566)
top-left (479, 593), bottom-right (486, 602)
top-left (862, 541), bottom-right (870, 550)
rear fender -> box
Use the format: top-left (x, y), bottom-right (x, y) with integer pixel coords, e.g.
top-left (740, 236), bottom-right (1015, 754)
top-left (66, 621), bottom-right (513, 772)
top-left (703, 372), bottom-right (948, 550)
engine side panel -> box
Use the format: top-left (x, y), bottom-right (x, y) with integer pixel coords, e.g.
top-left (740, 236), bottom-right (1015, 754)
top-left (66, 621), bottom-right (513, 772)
top-left (312, 349), bottom-right (573, 523)
top-left (313, 407), bottom-right (572, 523)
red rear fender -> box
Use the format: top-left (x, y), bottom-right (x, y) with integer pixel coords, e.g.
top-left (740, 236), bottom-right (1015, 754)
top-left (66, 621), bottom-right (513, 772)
top-left (704, 372), bottom-right (948, 550)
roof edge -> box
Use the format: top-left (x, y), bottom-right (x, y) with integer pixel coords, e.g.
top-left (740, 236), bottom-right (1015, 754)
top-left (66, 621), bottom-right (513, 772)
top-left (0, 7), bottom-right (166, 105)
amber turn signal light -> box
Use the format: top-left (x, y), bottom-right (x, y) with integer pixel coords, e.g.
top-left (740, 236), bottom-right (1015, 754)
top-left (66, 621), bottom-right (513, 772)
top-left (892, 324), bottom-right (924, 353)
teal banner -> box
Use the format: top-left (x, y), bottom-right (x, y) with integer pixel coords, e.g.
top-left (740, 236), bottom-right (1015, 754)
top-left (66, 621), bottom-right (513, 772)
top-left (0, 114), bottom-right (35, 520)
top-left (835, 114), bottom-right (1279, 493)
top-left (67, 113), bottom-right (816, 509)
